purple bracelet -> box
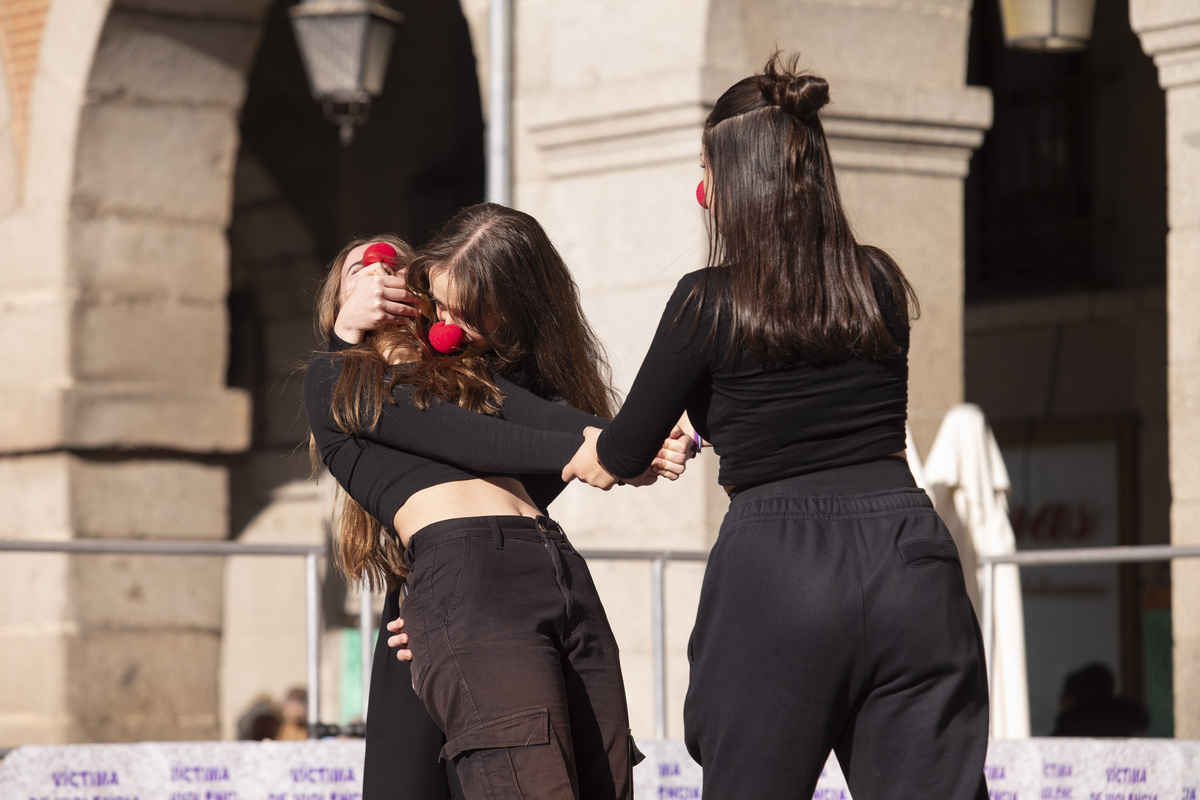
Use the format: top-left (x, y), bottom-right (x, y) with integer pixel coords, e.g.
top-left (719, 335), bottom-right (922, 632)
top-left (691, 430), bottom-right (702, 459)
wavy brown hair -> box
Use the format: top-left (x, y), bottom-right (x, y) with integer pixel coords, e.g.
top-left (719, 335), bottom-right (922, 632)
top-left (402, 203), bottom-right (617, 419)
top-left (309, 234), bottom-right (419, 591)
top-left (695, 52), bottom-right (918, 366)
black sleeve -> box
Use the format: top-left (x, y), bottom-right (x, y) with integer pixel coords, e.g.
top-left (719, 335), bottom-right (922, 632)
top-left (304, 354), bottom-right (586, 475)
top-left (328, 330), bottom-right (355, 352)
top-left (595, 272), bottom-right (713, 479)
top-left (492, 375), bottom-right (610, 433)
top-left (490, 375), bottom-right (610, 513)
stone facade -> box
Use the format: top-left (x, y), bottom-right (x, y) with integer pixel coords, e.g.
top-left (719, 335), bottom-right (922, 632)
top-left (0, 0), bottom-right (1191, 746)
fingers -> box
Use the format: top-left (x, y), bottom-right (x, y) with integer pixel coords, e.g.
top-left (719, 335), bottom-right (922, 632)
top-left (387, 616), bottom-right (413, 661)
top-left (660, 438), bottom-right (691, 461)
top-left (381, 287), bottom-right (420, 311)
top-left (651, 456), bottom-right (685, 480)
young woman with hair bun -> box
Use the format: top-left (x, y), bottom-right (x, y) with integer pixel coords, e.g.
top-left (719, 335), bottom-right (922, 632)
top-left (564, 54), bottom-right (991, 799)
top-left (305, 206), bottom-right (691, 800)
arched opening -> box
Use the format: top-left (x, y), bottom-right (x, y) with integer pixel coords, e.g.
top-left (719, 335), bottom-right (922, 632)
top-left (221, 0), bottom-right (485, 736)
top-left (964, 0), bottom-right (1171, 737)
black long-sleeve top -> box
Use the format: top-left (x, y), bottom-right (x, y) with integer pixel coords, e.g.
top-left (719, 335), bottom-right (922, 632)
top-left (596, 268), bottom-right (908, 488)
top-left (303, 353), bottom-right (606, 536)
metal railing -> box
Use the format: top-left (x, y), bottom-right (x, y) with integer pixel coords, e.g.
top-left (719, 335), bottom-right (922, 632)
top-left (15, 539), bottom-right (1196, 744)
top-left (977, 543), bottom-right (1200, 696)
top-left (577, 548), bottom-right (709, 739)
top-left (2, 537), bottom-right (711, 742)
top-left (0, 538), bottom-right (328, 734)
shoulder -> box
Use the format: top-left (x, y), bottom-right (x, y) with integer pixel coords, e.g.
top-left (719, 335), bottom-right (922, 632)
top-left (303, 352), bottom-right (345, 401)
top-left (668, 267), bottom-right (726, 312)
top-left (305, 351), bottom-right (341, 382)
top-left (674, 267), bottom-right (725, 294)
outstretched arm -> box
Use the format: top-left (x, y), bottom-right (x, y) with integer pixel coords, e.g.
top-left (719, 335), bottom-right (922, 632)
top-left (305, 354), bottom-right (587, 475)
top-left (567, 274), bottom-right (714, 485)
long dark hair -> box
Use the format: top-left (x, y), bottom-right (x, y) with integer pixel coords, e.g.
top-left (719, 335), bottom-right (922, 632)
top-left (697, 52), bottom-right (918, 366)
top-left (403, 203), bottom-right (617, 419)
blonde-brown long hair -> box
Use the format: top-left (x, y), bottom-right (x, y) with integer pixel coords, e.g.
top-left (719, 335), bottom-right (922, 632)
top-left (309, 233), bottom-right (419, 592)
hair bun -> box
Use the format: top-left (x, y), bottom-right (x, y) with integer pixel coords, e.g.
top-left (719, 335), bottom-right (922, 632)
top-left (757, 54), bottom-right (829, 121)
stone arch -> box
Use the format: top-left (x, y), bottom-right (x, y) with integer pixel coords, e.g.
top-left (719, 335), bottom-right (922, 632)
top-left (3, 0), bottom-right (487, 745)
top-left (962, 0), bottom-right (1171, 738)
top-left (1129, 0), bottom-right (1200, 738)
top-left (219, 0), bottom-right (488, 735)
top-left (0, 38), bottom-right (19, 217)
top-left (65, 1), bottom-right (268, 452)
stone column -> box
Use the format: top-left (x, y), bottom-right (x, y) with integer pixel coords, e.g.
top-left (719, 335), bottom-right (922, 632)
top-left (1132, 0), bottom-right (1200, 738)
top-left (0, 0), bottom-right (263, 744)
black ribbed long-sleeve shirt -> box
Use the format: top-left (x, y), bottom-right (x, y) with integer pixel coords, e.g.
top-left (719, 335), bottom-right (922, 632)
top-left (596, 268), bottom-right (908, 488)
top-left (304, 353), bottom-right (605, 536)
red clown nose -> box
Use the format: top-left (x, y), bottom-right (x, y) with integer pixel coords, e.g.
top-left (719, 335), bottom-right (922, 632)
top-left (429, 321), bottom-right (465, 354)
top-left (696, 180), bottom-right (708, 209)
top-left (362, 242), bottom-right (399, 270)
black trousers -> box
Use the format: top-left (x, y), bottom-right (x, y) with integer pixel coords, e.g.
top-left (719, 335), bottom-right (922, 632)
top-left (684, 458), bottom-right (991, 800)
top-left (403, 515), bottom-right (637, 800)
top-left (362, 585), bottom-right (465, 800)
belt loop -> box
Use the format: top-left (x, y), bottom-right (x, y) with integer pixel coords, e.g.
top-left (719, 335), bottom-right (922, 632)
top-left (488, 517), bottom-right (504, 550)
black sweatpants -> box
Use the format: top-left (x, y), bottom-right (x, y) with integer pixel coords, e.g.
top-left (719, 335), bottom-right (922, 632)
top-left (402, 514), bottom-right (637, 800)
top-left (684, 458), bottom-right (990, 799)
top-left (362, 585), bottom-right (465, 800)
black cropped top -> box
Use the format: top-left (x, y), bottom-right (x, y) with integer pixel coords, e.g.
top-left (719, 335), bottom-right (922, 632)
top-left (596, 268), bottom-right (908, 488)
top-left (303, 352), bottom-right (606, 536)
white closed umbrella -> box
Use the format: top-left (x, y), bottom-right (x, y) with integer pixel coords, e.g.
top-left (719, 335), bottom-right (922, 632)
top-left (923, 404), bottom-right (1030, 740)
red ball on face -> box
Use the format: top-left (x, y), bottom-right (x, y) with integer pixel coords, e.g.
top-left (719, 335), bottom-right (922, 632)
top-left (696, 180), bottom-right (708, 209)
top-left (429, 321), bottom-right (465, 354)
top-left (362, 242), bottom-right (398, 269)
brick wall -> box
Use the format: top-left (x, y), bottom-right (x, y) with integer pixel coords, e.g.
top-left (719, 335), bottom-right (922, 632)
top-left (0, 0), bottom-right (51, 169)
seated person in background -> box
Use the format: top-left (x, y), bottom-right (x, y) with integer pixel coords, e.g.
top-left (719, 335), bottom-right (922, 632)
top-left (1051, 662), bottom-right (1149, 737)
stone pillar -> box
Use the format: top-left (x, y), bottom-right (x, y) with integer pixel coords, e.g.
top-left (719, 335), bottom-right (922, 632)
top-left (1132, 0), bottom-right (1200, 738)
top-left (513, 0), bottom-right (988, 737)
top-left (0, 0), bottom-right (265, 744)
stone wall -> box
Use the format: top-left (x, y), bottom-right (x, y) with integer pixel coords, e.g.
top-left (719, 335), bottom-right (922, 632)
top-left (0, 0), bottom-right (267, 745)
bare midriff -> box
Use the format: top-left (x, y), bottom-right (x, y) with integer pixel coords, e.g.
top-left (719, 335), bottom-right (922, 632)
top-left (393, 476), bottom-right (542, 547)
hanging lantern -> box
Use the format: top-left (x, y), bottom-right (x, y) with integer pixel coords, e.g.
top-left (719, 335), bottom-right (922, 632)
top-left (998, 0), bottom-right (1096, 51)
top-left (289, 0), bottom-right (404, 145)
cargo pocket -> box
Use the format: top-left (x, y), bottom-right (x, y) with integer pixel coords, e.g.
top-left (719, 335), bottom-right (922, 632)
top-left (441, 708), bottom-right (575, 800)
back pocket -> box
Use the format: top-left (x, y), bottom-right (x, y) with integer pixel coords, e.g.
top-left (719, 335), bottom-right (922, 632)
top-left (897, 538), bottom-right (962, 568)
